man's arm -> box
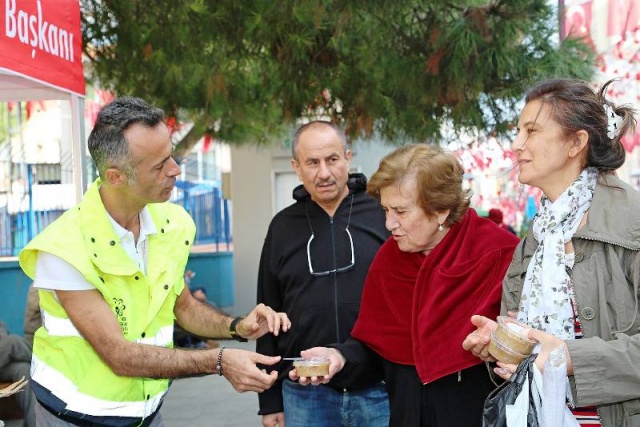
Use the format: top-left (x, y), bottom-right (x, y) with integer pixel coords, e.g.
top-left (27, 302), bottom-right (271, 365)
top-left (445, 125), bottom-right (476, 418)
top-left (174, 288), bottom-right (290, 341)
top-left (56, 289), bottom-right (281, 392)
top-left (174, 288), bottom-right (235, 339)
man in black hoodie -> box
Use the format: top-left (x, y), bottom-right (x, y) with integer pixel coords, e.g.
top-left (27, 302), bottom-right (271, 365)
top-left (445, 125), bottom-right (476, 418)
top-left (257, 121), bottom-right (390, 427)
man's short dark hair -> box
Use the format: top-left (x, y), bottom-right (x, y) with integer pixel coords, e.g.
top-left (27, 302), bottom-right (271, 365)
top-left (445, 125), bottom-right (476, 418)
top-left (88, 97), bottom-right (165, 178)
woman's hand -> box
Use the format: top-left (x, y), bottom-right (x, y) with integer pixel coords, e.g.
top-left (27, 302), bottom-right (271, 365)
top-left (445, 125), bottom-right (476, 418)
top-left (528, 328), bottom-right (573, 375)
top-left (492, 327), bottom-right (573, 380)
top-left (494, 361), bottom-right (519, 380)
top-left (462, 315), bottom-right (498, 361)
top-left (288, 347), bottom-right (346, 385)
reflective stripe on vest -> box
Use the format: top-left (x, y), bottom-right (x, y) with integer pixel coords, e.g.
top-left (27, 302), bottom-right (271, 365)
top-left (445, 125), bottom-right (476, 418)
top-left (42, 310), bottom-right (174, 347)
top-left (41, 310), bottom-right (82, 337)
top-left (135, 325), bottom-right (173, 347)
top-left (31, 354), bottom-right (166, 418)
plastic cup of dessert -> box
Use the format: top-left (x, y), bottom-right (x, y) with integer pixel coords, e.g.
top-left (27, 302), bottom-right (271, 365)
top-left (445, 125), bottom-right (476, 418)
top-left (488, 331), bottom-right (529, 365)
top-left (494, 316), bottom-right (537, 355)
top-left (293, 357), bottom-right (330, 377)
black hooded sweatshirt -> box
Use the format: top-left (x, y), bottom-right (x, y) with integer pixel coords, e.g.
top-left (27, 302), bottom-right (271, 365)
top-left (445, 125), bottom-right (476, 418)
top-left (256, 173), bottom-right (389, 415)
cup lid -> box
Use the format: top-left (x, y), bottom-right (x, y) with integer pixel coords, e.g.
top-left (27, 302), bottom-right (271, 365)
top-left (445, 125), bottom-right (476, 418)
top-left (293, 357), bottom-right (330, 366)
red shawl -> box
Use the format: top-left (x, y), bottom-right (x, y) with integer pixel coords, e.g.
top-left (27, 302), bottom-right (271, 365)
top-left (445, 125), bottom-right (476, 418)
top-left (351, 209), bottom-right (519, 383)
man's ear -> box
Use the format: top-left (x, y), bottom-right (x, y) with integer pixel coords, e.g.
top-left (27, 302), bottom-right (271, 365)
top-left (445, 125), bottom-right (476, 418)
top-left (569, 130), bottom-right (589, 159)
top-left (104, 167), bottom-right (125, 186)
top-left (291, 158), bottom-right (303, 181)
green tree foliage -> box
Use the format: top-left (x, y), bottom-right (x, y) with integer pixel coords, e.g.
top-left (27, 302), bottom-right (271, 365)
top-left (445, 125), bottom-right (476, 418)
top-left (81, 0), bottom-right (594, 155)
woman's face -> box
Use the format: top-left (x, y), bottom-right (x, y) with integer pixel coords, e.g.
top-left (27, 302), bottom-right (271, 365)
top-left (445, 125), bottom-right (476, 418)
top-left (513, 100), bottom-right (581, 200)
top-left (379, 176), bottom-right (448, 255)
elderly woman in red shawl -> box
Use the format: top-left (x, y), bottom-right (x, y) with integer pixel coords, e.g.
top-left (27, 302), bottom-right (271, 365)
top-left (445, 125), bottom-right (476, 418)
top-left (290, 144), bottom-right (520, 427)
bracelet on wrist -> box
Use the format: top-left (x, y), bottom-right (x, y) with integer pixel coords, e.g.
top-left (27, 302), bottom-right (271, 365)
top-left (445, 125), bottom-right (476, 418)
top-left (216, 346), bottom-right (225, 376)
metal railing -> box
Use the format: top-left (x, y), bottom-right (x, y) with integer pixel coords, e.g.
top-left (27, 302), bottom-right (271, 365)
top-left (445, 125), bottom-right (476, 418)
top-left (0, 162), bottom-right (232, 256)
top-left (172, 180), bottom-right (232, 251)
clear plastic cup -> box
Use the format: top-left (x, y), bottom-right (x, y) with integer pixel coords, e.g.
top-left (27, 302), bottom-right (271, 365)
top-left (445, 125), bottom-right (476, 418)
top-left (494, 316), bottom-right (537, 355)
top-left (488, 331), bottom-right (529, 365)
top-left (293, 357), bottom-right (330, 377)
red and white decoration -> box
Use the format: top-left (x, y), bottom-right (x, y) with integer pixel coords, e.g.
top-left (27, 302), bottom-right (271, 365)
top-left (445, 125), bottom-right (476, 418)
top-left (564, 0), bottom-right (640, 152)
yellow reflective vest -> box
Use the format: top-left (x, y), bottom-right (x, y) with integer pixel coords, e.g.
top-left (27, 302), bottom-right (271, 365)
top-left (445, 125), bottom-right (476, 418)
top-left (19, 179), bottom-right (195, 420)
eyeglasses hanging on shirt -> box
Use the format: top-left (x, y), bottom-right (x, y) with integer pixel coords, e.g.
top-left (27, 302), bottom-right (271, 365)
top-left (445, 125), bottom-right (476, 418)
top-left (305, 195), bottom-right (355, 277)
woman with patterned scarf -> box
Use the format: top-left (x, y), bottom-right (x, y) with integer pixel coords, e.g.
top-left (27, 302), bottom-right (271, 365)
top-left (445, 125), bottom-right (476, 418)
top-left (464, 78), bottom-right (640, 427)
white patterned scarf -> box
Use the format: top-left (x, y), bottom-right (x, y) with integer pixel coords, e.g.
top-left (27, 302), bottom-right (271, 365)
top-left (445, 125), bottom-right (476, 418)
top-left (517, 167), bottom-right (598, 339)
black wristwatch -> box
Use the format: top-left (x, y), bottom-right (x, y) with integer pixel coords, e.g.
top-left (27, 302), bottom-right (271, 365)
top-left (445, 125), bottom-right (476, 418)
top-left (229, 316), bottom-right (248, 342)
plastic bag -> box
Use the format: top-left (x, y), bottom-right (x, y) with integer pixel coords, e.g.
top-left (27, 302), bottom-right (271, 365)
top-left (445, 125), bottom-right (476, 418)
top-left (482, 353), bottom-right (539, 427)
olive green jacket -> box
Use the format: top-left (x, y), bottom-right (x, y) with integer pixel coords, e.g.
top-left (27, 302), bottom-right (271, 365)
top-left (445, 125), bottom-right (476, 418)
top-left (503, 174), bottom-right (640, 427)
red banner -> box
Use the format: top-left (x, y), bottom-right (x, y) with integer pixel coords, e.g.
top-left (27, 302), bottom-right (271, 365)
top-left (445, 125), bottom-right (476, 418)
top-left (0, 0), bottom-right (85, 96)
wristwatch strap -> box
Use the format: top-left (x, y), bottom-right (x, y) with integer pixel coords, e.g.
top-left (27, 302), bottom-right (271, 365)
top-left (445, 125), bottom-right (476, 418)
top-left (229, 316), bottom-right (248, 342)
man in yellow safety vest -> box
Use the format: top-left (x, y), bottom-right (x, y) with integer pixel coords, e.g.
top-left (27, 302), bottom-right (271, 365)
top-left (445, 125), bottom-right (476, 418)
top-left (19, 97), bottom-right (290, 427)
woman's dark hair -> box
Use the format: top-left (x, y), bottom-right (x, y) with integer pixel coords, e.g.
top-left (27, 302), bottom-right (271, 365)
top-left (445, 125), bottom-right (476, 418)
top-left (525, 78), bottom-right (636, 171)
top-left (367, 144), bottom-right (471, 226)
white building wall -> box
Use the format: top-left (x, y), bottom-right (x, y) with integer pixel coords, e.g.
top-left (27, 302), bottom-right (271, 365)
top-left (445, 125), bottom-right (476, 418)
top-left (229, 144), bottom-right (273, 315)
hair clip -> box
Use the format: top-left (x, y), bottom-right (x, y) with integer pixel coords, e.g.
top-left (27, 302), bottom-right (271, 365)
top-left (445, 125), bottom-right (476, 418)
top-left (604, 104), bottom-right (623, 140)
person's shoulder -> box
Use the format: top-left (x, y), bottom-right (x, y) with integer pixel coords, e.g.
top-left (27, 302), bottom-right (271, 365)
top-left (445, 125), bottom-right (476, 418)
top-left (25, 206), bottom-right (82, 247)
top-left (271, 198), bottom-right (307, 222)
top-left (585, 175), bottom-right (640, 247)
top-left (263, 202), bottom-right (307, 243)
top-left (593, 175), bottom-right (640, 224)
top-left (595, 175), bottom-right (640, 205)
top-left (468, 210), bottom-right (520, 247)
top-left (352, 190), bottom-right (384, 214)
